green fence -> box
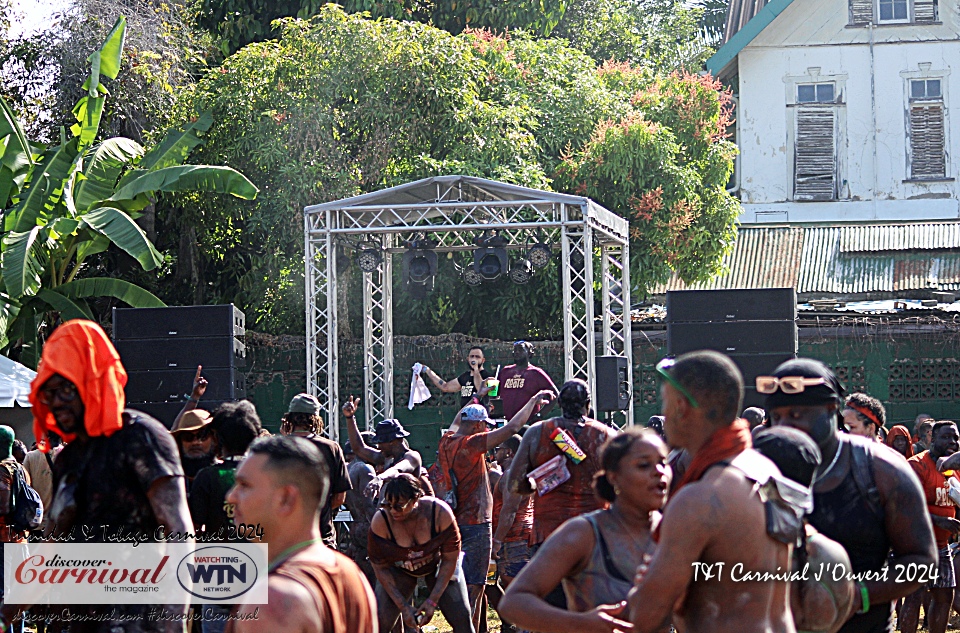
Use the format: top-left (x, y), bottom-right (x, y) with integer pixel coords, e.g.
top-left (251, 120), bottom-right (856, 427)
top-left (244, 324), bottom-right (960, 463)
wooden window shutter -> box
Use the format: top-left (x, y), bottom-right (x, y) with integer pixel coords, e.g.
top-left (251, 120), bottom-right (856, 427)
top-left (910, 104), bottom-right (946, 179)
top-left (795, 108), bottom-right (837, 200)
top-left (914, 0), bottom-right (938, 21)
top-left (849, 0), bottom-right (873, 24)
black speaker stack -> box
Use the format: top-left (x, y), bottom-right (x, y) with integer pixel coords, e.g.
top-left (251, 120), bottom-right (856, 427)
top-left (666, 289), bottom-right (798, 408)
top-left (596, 356), bottom-right (631, 412)
top-left (112, 305), bottom-right (246, 427)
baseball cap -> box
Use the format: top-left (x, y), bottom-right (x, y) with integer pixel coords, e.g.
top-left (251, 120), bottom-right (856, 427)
top-left (462, 404), bottom-right (489, 422)
top-left (287, 393), bottom-right (321, 415)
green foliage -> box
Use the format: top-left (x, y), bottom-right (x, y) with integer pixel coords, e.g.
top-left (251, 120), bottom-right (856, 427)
top-left (169, 8), bottom-right (738, 338)
top-left (553, 0), bottom-right (712, 71)
top-left (0, 17), bottom-right (258, 364)
top-left (198, 0), bottom-right (568, 55)
top-left (555, 71), bottom-right (739, 291)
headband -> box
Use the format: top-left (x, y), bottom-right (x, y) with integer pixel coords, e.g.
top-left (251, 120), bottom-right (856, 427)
top-left (846, 404), bottom-right (880, 428)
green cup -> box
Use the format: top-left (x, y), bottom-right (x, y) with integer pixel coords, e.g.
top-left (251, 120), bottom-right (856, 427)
top-left (485, 378), bottom-right (500, 398)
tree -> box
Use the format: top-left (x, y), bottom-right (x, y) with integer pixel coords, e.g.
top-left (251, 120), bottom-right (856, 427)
top-left (0, 17), bottom-right (258, 366)
top-left (164, 8), bottom-right (738, 339)
top-left (197, 0), bottom-right (568, 55)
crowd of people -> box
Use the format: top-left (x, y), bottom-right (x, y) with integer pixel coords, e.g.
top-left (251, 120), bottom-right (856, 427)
top-left (0, 321), bottom-right (957, 633)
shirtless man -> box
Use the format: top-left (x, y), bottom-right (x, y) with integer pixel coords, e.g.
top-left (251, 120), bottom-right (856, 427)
top-left (628, 351), bottom-right (794, 633)
top-left (226, 435), bottom-right (375, 632)
top-left (344, 398), bottom-right (423, 498)
top-left (764, 358), bottom-right (936, 633)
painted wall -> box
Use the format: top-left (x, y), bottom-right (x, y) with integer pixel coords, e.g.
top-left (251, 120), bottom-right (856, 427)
top-left (733, 0), bottom-right (960, 223)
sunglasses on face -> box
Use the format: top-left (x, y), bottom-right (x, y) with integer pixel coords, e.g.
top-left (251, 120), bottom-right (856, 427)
top-left (655, 359), bottom-right (700, 408)
top-left (39, 383), bottom-right (79, 406)
top-left (181, 429), bottom-right (212, 443)
top-left (380, 499), bottom-right (414, 512)
top-left (755, 376), bottom-right (828, 394)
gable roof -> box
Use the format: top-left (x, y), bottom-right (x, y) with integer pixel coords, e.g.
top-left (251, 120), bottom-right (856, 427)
top-left (706, 0), bottom-right (799, 77)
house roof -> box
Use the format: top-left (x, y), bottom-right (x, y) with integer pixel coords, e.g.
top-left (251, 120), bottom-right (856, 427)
top-left (706, 0), bottom-right (799, 77)
top-left (655, 222), bottom-right (960, 295)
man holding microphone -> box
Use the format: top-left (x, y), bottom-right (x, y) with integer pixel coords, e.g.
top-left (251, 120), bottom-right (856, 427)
top-left (421, 346), bottom-right (495, 407)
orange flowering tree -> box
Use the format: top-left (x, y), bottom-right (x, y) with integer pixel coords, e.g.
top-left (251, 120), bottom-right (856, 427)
top-left (555, 68), bottom-right (739, 292)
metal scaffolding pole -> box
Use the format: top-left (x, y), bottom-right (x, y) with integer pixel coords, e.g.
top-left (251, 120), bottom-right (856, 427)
top-left (362, 237), bottom-right (395, 430)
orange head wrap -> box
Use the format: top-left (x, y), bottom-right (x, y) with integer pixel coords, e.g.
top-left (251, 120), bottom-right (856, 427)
top-left (29, 320), bottom-right (127, 451)
top-left (885, 424), bottom-right (915, 458)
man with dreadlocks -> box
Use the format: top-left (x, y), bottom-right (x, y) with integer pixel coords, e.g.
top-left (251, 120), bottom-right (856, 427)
top-left (280, 393), bottom-right (352, 549)
top-left (506, 379), bottom-right (617, 609)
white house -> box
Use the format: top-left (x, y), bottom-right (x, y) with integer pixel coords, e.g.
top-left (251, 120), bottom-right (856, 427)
top-left (708, 0), bottom-right (960, 223)
top-left (653, 0), bottom-right (960, 301)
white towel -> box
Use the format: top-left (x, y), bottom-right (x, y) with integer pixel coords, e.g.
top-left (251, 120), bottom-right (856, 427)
top-left (409, 363), bottom-right (432, 409)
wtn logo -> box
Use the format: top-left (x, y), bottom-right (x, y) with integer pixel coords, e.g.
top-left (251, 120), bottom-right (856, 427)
top-left (185, 562), bottom-right (247, 585)
top-left (177, 546), bottom-right (260, 602)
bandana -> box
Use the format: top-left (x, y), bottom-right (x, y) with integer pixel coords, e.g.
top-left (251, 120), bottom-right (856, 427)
top-left (846, 404), bottom-right (880, 428)
top-left (885, 425), bottom-right (915, 458)
top-left (29, 320), bottom-right (127, 451)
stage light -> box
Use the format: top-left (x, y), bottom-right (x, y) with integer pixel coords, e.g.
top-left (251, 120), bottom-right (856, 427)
top-left (527, 241), bottom-right (552, 269)
top-left (509, 259), bottom-right (534, 284)
top-left (463, 267), bottom-right (483, 286)
top-left (472, 234), bottom-right (508, 281)
top-left (355, 240), bottom-right (382, 273)
top-left (402, 240), bottom-right (438, 297)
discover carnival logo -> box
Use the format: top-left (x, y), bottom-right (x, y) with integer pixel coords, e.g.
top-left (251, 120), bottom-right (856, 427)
top-left (4, 543), bottom-right (268, 604)
top-left (177, 546), bottom-right (259, 601)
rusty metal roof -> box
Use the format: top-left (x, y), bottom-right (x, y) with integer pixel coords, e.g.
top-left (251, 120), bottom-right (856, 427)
top-left (655, 222), bottom-right (960, 295)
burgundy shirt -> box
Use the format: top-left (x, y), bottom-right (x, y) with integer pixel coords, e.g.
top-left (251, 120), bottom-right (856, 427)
top-left (497, 364), bottom-right (557, 420)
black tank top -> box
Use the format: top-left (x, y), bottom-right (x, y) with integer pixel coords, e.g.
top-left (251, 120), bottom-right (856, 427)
top-left (809, 440), bottom-right (892, 633)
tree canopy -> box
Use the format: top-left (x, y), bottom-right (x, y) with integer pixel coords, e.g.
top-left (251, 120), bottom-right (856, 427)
top-left (161, 7), bottom-right (737, 339)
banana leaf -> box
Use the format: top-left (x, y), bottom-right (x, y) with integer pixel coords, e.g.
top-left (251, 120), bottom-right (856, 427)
top-left (9, 137), bottom-right (81, 233)
top-left (56, 277), bottom-right (165, 307)
top-left (108, 165), bottom-right (258, 201)
top-left (80, 206), bottom-right (162, 270)
top-left (139, 113), bottom-right (213, 171)
top-left (2, 226), bottom-right (48, 298)
top-left (37, 288), bottom-right (93, 320)
top-left (74, 138), bottom-right (145, 212)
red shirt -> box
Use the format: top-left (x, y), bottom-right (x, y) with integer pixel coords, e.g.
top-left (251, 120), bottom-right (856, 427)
top-left (497, 364), bottom-right (557, 420)
top-left (492, 476), bottom-right (533, 542)
top-left (908, 450), bottom-right (957, 548)
top-left (437, 432), bottom-right (492, 526)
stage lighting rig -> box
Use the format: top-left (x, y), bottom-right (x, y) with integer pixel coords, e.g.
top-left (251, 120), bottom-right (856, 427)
top-left (355, 239), bottom-right (383, 273)
top-left (402, 238), bottom-right (438, 298)
top-left (473, 233), bottom-right (508, 281)
top-left (508, 258), bottom-right (534, 284)
top-left (527, 234), bottom-right (553, 269)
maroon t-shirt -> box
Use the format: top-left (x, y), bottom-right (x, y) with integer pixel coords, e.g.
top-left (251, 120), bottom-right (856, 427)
top-left (497, 364), bottom-right (557, 420)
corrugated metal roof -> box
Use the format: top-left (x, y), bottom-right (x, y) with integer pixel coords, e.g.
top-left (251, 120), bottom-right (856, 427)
top-left (838, 222), bottom-right (960, 253)
top-left (655, 222), bottom-right (960, 295)
top-left (722, 0), bottom-right (771, 44)
top-left (656, 227), bottom-right (804, 292)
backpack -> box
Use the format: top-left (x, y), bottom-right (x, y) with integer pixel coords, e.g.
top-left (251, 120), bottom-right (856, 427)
top-left (0, 460), bottom-right (43, 532)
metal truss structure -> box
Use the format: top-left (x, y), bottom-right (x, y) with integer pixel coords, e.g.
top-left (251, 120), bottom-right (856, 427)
top-left (305, 175), bottom-right (632, 440)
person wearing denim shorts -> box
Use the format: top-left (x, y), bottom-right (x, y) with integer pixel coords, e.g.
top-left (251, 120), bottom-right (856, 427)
top-left (437, 395), bottom-right (554, 630)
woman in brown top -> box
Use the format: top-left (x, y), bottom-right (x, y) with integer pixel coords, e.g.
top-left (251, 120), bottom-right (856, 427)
top-left (499, 428), bottom-right (670, 632)
top-left (368, 473), bottom-right (474, 632)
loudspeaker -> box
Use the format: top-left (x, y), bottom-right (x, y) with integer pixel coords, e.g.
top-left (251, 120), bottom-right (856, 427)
top-left (727, 353), bottom-right (796, 381)
top-left (667, 288), bottom-right (796, 323)
top-left (125, 368), bottom-right (245, 403)
top-left (596, 356), bottom-right (631, 412)
top-left (129, 401), bottom-right (229, 428)
top-left (114, 337), bottom-right (245, 371)
top-left (667, 321), bottom-right (798, 356)
top-left (113, 305), bottom-right (244, 340)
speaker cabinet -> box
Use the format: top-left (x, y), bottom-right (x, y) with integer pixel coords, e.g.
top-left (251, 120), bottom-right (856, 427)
top-left (113, 305), bottom-right (244, 340)
top-left (130, 401), bottom-right (230, 428)
top-left (667, 321), bottom-right (798, 356)
top-left (667, 288), bottom-right (796, 323)
top-left (125, 368), bottom-right (245, 404)
top-left (115, 337), bottom-right (245, 371)
top-left (596, 356), bottom-right (631, 412)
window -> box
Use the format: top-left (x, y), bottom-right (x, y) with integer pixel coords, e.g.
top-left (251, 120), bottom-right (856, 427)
top-left (798, 83), bottom-right (835, 103)
top-left (907, 79), bottom-right (946, 179)
top-left (848, 0), bottom-right (937, 24)
top-left (794, 83), bottom-right (839, 200)
top-left (879, 0), bottom-right (908, 20)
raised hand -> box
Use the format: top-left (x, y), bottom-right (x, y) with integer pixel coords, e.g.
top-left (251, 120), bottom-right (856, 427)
top-left (342, 395), bottom-right (361, 419)
top-left (191, 365), bottom-right (208, 400)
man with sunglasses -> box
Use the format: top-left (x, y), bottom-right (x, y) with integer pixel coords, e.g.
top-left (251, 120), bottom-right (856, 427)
top-left (9, 320), bottom-right (192, 633)
top-left (763, 358), bottom-right (936, 633)
top-left (629, 351), bottom-right (795, 633)
top-left (170, 409), bottom-right (218, 495)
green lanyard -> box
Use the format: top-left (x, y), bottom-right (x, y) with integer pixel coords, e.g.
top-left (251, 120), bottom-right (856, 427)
top-left (268, 537), bottom-right (325, 573)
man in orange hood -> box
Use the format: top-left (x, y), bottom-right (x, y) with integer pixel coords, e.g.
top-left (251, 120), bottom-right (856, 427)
top-left (6, 320), bottom-right (192, 633)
